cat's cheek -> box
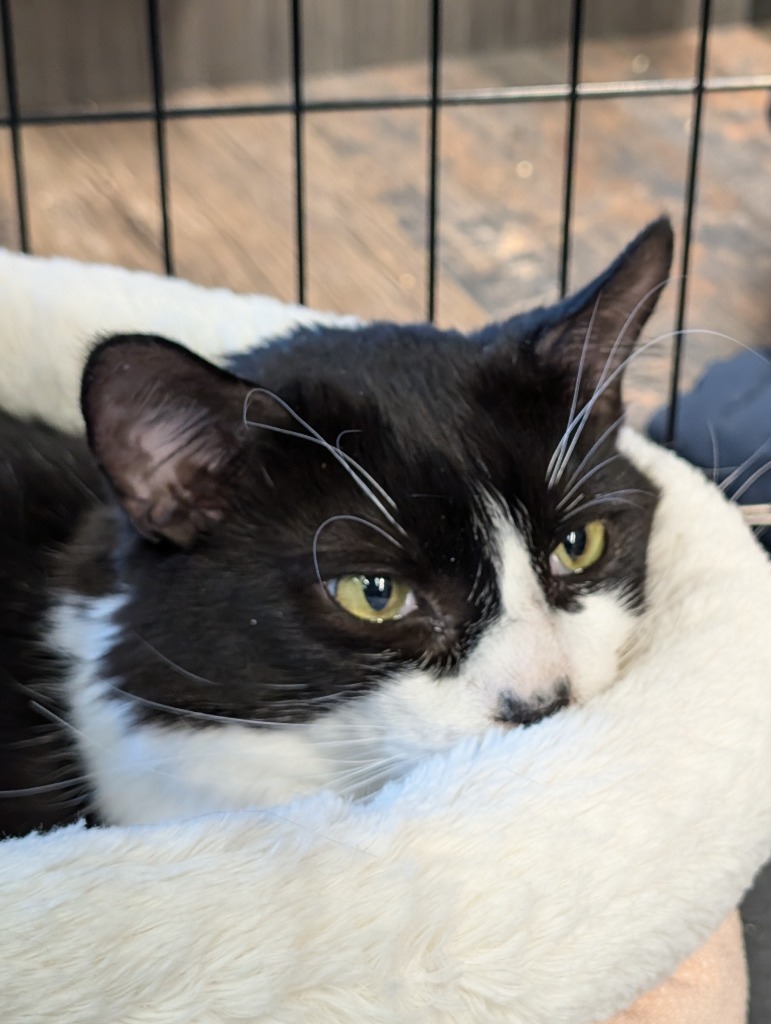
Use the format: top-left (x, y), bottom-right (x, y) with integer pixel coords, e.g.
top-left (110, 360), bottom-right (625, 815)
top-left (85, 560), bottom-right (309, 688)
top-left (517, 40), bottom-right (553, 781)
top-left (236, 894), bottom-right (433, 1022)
top-left (554, 592), bottom-right (639, 703)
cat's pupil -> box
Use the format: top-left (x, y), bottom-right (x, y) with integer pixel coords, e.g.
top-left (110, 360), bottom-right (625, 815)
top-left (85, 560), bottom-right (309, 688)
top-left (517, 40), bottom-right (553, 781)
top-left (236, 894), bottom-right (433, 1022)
top-left (362, 576), bottom-right (392, 612)
top-left (563, 529), bottom-right (587, 559)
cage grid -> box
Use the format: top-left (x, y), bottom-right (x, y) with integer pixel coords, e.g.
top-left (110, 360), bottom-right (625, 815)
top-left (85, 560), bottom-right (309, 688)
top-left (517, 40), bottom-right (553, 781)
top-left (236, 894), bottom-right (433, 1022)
top-left (1, 0), bottom-right (770, 443)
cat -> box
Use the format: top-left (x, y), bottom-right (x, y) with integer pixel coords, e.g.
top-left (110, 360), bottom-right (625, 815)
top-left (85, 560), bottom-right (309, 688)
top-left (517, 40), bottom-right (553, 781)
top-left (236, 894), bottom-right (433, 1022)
top-left (0, 217), bottom-right (672, 838)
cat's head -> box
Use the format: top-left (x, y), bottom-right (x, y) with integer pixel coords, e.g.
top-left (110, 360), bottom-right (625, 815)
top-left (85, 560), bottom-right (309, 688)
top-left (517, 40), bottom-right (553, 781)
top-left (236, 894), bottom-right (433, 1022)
top-left (72, 218), bottom-right (672, 817)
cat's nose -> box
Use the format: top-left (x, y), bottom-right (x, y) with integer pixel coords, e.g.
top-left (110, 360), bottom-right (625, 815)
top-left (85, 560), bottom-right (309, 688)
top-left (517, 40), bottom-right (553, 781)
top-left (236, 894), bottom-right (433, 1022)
top-left (495, 678), bottom-right (571, 727)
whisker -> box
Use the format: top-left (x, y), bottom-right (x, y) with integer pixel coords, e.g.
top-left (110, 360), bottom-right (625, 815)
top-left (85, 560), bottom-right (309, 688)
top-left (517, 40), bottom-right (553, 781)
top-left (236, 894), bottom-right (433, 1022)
top-left (244, 388), bottom-right (404, 533)
top-left (325, 753), bottom-right (408, 784)
top-left (336, 428), bottom-right (361, 449)
top-left (564, 489), bottom-right (652, 518)
top-left (112, 685), bottom-right (345, 730)
top-left (312, 513), bottom-right (404, 588)
top-left (730, 458), bottom-right (771, 504)
top-left (707, 422), bottom-right (720, 485)
top-left (554, 327), bottom-right (760, 487)
top-left (111, 688), bottom-right (287, 728)
top-left (720, 438), bottom-right (771, 494)
top-left (549, 278), bottom-right (673, 486)
top-left (27, 699), bottom-right (86, 746)
top-left (547, 294), bottom-right (600, 484)
top-left (132, 632), bottom-right (223, 687)
top-left (16, 688), bottom-right (410, 807)
top-left (0, 776), bottom-right (92, 799)
top-left (106, 675), bottom-right (396, 738)
top-left (27, 697), bottom-right (288, 790)
top-left (557, 412), bottom-right (625, 498)
top-left (467, 558), bottom-right (485, 605)
top-left (593, 276), bottom-right (672, 396)
top-left (334, 757), bottom-right (421, 798)
top-left (557, 452), bottom-right (623, 511)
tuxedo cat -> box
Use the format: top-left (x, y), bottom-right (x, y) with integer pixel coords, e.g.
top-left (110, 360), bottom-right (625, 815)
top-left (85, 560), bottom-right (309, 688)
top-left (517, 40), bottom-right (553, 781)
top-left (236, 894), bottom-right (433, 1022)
top-left (0, 218), bottom-right (672, 837)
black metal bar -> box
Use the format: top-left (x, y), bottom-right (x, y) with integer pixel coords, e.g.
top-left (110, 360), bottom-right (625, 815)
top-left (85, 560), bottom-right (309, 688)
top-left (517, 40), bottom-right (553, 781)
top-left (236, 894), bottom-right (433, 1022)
top-left (426, 0), bottom-right (442, 322)
top-left (559, 0), bottom-right (584, 298)
top-left (290, 0), bottom-right (306, 305)
top-left (147, 0), bottom-right (174, 275)
top-left (4, 73), bottom-right (771, 129)
top-left (0, 0), bottom-right (28, 251)
top-left (665, 0), bottom-right (712, 446)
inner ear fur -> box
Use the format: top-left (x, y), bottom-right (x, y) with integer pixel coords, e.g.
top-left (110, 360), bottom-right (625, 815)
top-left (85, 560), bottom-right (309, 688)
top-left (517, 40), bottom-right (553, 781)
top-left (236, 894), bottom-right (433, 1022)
top-left (81, 334), bottom-right (271, 548)
top-left (535, 217), bottom-right (674, 419)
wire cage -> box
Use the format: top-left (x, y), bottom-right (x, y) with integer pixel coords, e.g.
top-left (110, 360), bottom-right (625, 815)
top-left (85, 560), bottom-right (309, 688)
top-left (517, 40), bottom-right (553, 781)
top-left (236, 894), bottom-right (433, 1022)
top-left (0, 0), bottom-right (769, 438)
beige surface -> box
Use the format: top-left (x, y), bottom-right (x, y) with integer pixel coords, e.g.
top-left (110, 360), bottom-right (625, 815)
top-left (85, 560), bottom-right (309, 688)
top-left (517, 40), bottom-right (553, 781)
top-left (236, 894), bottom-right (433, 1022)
top-left (605, 913), bottom-right (747, 1024)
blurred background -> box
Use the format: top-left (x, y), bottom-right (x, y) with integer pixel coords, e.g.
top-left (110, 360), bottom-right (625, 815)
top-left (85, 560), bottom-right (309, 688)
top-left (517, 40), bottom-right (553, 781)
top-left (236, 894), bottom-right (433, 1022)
top-left (0, 0), bottom-right (769, 427)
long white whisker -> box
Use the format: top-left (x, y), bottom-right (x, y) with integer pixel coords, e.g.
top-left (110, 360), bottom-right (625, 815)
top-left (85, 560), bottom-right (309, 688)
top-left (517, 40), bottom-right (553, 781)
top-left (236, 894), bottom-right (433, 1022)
top-left (467, 558), bottom-right (485, 604)
top-left (559, 455), bottom-right (625, 516)
top-left (547, 294), bottom-right (600, 484)
top-left (312, 513), bottom-right (404, 587)
top-left (114, 681), bottom-right (368, 728)
top-left (565, 489), bottom-right (652, 518)
top-left (550, 278), bottom-right (672, 486)
top-left (335, 757), bottom-right (420, 798)
top-left (558, 452), bottom-right (623, 511)
top-left (333, 428), bottom-right (400, 513)
top-left (28, 697), bottom-right (299, 792)
top-left (0, 776), bottom-right (91, 798)
top-left (730, 458), bottom-right (771, 504)
top-left (707, 422), bottom-right (720, 484)
top-left (244, 388), bottom-right (405, 534)
top-left (595, 277), bottom-right (672, 393)
top-left (720, 439), bottom-right (771, 493)
top-left (114, 689), bottom-right (297, 728)
top-left (246, 418), bottom-right (402, 521)
top-left (554, 327), bottom-right (757, 486)
top-left (27, 699), bottom-right (90, 748)
top-left (326, 753), bottom-right (408, 784)
top-left (557, 412), bottom-right (625, 497)
top-left (132, 632), bottom-right (223, 686)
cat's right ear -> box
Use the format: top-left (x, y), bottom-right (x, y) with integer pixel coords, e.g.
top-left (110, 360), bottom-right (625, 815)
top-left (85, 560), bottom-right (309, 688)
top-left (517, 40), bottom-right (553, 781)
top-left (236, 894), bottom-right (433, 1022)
top-left (533, 217), bottom-right (674, 421)
top-left (81, 335), bottom-right (281, 548)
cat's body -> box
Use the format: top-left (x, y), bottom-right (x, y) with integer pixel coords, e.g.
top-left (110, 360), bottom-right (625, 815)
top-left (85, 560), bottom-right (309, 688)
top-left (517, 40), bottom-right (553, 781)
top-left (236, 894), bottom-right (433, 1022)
top-left (0, 221), bottom-right (671, 837)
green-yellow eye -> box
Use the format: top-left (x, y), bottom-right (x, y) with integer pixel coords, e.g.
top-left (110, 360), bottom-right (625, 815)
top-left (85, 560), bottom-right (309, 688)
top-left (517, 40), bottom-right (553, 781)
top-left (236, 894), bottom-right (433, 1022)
top-left (550, 520), bottom-right (606, 575)
top-left (326, 574), bottom-right (416, 622)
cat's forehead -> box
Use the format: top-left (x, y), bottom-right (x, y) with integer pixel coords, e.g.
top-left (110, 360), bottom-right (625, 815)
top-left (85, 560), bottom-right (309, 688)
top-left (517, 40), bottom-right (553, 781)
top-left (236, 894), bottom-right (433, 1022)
top-left (240, 319), bottom-right (563, 447)
top-left (252, 321), bottom-right (491, 398)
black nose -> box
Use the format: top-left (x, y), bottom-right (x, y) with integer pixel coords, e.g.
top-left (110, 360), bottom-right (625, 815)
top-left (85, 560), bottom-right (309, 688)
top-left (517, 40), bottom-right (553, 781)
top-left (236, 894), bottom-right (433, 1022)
top-left (495, 679), bottom-right (571, 727)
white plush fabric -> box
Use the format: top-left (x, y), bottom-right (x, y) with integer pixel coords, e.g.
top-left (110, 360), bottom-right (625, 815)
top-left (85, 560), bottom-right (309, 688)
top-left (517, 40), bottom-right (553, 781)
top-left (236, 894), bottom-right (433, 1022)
top-left (0, 252), bottom-right (770, 1023)
top-left (0, 248), bottom-right (359, 433)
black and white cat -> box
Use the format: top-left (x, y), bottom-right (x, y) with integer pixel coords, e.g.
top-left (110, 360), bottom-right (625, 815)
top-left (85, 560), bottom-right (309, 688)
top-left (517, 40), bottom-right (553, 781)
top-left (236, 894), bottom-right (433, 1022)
top-left (0, 218), bottom-right (672, 837)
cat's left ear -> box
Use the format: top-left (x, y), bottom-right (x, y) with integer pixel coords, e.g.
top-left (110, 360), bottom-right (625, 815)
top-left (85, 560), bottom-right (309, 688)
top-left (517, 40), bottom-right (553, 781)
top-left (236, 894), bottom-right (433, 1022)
top-left (535, 217), bottom-right (674, 418)
top-left (81, 335), bottom-right (280, 548)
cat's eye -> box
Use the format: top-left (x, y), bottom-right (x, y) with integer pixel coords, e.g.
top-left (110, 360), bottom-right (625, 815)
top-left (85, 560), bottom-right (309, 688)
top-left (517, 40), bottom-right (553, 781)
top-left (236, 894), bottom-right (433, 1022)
top-left (326, 574), bottom-right (417, 623)
top-left (550, 520), bottom-right (606, 575)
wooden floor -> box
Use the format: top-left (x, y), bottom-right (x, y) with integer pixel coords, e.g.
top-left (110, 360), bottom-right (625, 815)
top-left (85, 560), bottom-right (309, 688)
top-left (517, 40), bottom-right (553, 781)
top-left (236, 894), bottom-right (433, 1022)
top-left (0, 23), bottom-right (769, 427)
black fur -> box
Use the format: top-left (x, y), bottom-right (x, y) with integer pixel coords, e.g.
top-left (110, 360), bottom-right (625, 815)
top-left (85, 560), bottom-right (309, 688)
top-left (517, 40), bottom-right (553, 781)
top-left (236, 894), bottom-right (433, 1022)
top-left (0, 414), bottom-right (102, 836)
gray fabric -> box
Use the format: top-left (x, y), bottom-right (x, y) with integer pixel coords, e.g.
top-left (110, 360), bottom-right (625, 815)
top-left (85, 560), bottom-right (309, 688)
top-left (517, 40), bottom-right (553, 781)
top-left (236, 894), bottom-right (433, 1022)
top-left (648, 349), bottom-right (771, 552)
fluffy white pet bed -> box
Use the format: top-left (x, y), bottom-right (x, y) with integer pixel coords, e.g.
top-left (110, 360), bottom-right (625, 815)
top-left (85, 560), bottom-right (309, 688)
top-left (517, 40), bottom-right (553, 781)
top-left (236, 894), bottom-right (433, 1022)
top-left (0, 251), bottom-right (770, 1024)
